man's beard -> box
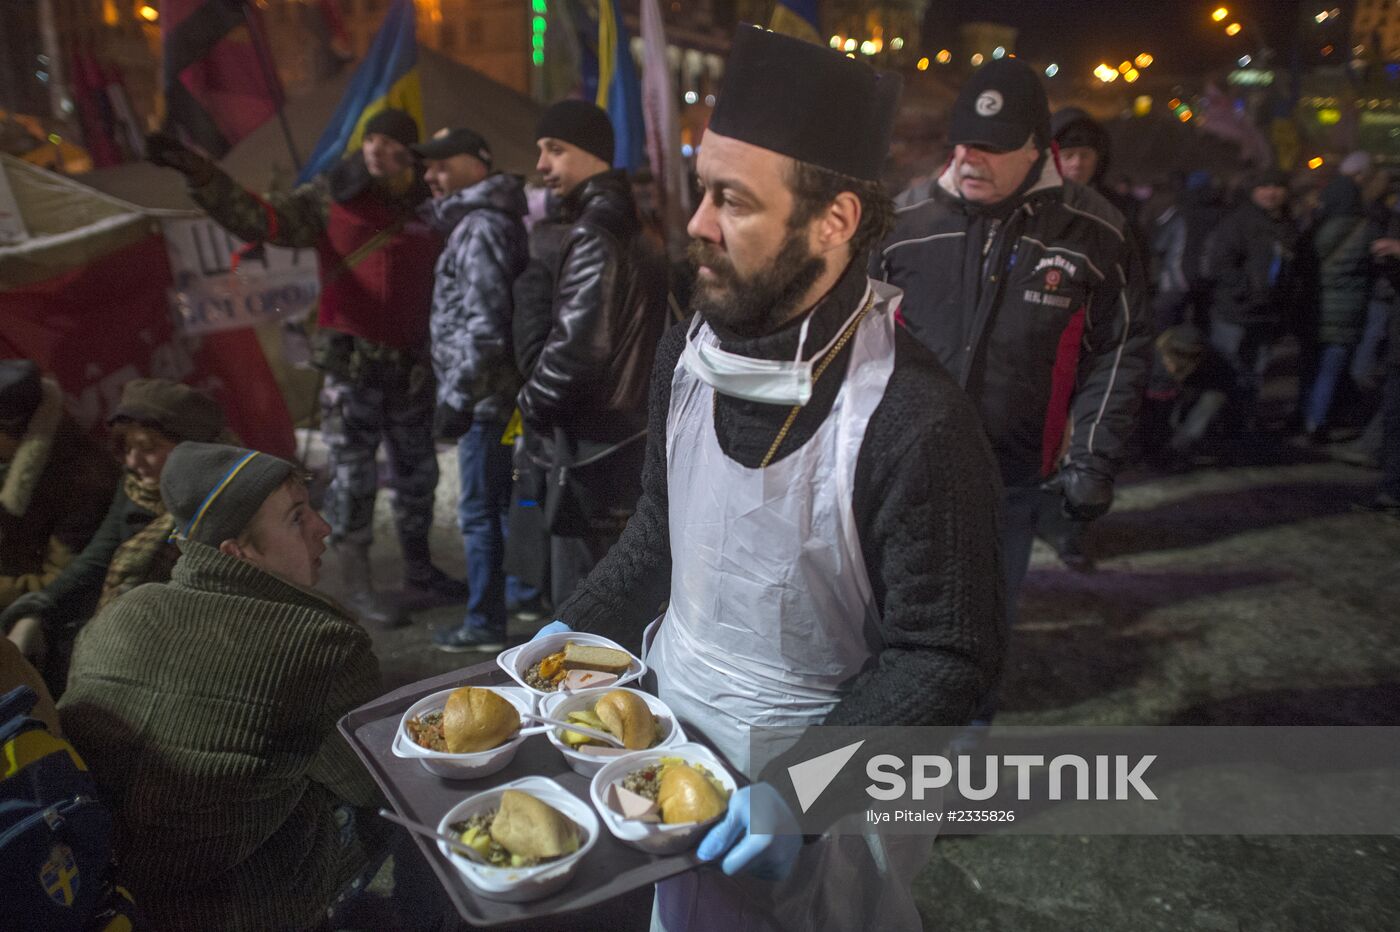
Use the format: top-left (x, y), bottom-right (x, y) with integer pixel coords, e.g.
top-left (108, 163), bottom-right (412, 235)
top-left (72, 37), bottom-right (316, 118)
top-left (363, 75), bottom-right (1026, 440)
top-left (687, 229), bottom-right (825, 339)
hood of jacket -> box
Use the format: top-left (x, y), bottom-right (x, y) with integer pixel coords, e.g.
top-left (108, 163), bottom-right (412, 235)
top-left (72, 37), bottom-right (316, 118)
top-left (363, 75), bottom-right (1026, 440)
top-left (423, 172), bottom-right (528, 233)
top-left (1051, 107), bottom-right (1112, 185)
top-left (1318, 174), bottom-right (1364, 222)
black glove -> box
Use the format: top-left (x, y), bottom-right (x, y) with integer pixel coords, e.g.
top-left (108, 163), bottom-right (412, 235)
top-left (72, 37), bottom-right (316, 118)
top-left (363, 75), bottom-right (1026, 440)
top-left (144, 131), bottom-right (214, 183)
top-left (433, 403), bottom-right (474, 442)
top-left (1042, 460), bottom-right (1115, 522)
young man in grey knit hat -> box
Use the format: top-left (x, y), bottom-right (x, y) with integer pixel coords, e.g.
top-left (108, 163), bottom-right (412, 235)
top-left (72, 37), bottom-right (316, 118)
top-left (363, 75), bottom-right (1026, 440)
top-left (59, 442), bottom-right (388, 932)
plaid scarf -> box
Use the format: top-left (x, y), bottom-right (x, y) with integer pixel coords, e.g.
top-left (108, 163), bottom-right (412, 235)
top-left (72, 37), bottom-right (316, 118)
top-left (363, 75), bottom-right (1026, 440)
top-left (98, 475), bottom-right (178, 610)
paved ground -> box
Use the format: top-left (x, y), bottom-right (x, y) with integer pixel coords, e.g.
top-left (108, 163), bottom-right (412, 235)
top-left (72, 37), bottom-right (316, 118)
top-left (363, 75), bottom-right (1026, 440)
top-left (319, 433), bottom-right (1400, 931)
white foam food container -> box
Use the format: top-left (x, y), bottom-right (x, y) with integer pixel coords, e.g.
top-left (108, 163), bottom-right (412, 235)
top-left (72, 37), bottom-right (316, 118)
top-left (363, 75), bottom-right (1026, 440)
top-left (588, 743), bottom-right (738, 856)
top-left (435, 776), bottom-right (599, 902)
top-left (391, 685), bottom-right (544, 780)
top-left (496, 632), bottom-right (645, 700)
top-left (538, 686), bottom-right (687, 777)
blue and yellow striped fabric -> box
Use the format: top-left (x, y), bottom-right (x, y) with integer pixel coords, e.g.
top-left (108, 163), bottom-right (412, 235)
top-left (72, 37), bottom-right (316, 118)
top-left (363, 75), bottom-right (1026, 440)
top-left (297, 0), bottom-right (424, 184)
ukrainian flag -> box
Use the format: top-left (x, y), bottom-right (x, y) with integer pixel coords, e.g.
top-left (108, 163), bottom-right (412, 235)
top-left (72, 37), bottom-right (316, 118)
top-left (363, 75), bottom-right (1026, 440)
top-left (593, 0), bottom-right (644, 171)
top-left (296, 0), bottom-right (423, 183)
top-left (769, 0), bottom-right (822, 45)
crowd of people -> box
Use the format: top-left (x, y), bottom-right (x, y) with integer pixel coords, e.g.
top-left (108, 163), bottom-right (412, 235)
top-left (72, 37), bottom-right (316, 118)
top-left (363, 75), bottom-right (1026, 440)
top-left (2, 24), bottom-right (1398, 932)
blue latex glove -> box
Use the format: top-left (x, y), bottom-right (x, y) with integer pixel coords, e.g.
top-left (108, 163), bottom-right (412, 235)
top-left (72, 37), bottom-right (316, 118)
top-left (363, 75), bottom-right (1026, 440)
top-left (696, 783), bottom-right (802, 881)
top-left (531, 620), bottom-right (571, 641)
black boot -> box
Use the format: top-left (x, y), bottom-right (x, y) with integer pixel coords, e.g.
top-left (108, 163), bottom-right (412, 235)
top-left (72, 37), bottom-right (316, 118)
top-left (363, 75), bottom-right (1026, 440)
top-left (337, 542), bottom-right (410, 629)
top-left (399, 538), bottom-right (469, 611)
top-left (1050, 520), bottom-right (1096, 573)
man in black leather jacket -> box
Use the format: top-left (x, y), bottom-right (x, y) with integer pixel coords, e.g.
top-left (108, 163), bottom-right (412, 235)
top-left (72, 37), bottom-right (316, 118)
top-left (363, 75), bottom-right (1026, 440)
top-left (519, 100), bottom-right (668, 607)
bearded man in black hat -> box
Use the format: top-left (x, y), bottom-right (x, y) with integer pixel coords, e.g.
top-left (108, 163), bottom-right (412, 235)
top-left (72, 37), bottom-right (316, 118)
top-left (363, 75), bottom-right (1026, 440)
top-left (877, 59), bottom-right (1150, 718)
top-left (143, 110), bottom-right (464, 629)
top-left (540, 27), bottom-right (1004, 929)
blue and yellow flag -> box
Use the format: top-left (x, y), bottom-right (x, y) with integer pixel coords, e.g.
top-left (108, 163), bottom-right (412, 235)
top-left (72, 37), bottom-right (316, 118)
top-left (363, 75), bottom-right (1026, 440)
top-left (296, 0), bottom-right (423, 183)
top-left (593, 0), bottom-right (644, 171)
top-left (769, 0), bottom-right (822, 45)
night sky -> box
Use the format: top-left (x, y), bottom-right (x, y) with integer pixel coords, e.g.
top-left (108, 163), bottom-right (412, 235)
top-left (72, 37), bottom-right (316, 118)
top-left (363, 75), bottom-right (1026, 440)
top-left (948, 0), bottom-right (1316, 77)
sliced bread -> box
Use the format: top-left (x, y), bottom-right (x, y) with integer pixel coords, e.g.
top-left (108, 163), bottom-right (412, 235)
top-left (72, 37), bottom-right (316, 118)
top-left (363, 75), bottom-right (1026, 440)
top-left (562, 642), bottom-right (633, 674)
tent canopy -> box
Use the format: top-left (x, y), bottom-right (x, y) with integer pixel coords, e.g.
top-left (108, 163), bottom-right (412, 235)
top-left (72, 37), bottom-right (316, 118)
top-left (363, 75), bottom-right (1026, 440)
top-left (80, 49), bottom-right (544, 210)
top-left (0, 153), bottom-right (182, 289)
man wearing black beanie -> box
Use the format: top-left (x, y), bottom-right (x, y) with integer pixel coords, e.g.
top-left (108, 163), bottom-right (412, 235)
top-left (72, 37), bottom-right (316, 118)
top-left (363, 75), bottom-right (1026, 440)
top-left (511, 99), bottom-right (667, 612)
top-left (143, 107), bottom-right (466, 628)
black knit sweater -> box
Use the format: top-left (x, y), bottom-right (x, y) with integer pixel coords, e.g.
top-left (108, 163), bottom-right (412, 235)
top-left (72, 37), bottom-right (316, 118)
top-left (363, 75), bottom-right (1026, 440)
top-left (559, 259), bottom-right (1006, 732)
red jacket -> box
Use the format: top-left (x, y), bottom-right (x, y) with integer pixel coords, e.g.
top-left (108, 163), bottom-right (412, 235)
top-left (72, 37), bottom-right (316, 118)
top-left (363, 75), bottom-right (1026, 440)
top-left (317, 189), bottom-right (441, 352)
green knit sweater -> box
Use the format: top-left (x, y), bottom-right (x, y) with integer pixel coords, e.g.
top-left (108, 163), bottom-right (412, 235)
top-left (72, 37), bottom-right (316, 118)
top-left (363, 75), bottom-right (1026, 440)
top-left (58, 542), bottom-right (384, 932)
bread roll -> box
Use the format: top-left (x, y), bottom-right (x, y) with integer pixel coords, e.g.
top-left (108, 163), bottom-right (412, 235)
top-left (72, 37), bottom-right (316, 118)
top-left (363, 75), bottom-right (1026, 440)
top-left (594, 690), bottom-right (656, 750)
top-left (442, 687), bottom-right (520, 753)
top-left (490, 790), bottom-right (579, 859)
top-left (657, 761), bottom-right (727, 825)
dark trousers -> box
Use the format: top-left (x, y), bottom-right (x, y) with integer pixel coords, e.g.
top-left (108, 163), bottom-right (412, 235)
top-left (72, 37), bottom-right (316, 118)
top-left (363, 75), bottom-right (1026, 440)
top-left (550, 533), bottom-right (618, 610)
top-left (320, 367), bottom-right (438, 550)
top-left (1210, 318), bottom-right (1276, 433)
top-left (457, 420), bottom-right (513, 636)
top-left (973, 486), bottom-right (1047, 723)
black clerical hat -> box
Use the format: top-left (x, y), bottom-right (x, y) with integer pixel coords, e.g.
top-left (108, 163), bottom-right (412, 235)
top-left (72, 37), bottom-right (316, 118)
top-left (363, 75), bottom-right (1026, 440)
top-left (708, 25), bottom-right (901, 181)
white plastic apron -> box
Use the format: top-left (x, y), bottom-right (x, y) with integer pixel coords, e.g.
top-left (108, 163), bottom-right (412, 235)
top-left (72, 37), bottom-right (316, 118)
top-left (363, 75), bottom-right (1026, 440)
top-left (647, 280), bottom-right (932, 932)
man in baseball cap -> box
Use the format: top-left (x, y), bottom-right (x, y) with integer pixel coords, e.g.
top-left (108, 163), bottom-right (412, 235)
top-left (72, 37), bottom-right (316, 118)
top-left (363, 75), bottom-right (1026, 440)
top-left (877, 57), bottom-right (1150, 720)
top-left (413, 125), bottom-right (534, 653)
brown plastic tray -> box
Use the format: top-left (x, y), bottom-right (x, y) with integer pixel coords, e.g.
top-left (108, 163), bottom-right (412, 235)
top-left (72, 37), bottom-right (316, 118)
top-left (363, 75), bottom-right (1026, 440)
top-left (337, 661), bottom-right (702, 927)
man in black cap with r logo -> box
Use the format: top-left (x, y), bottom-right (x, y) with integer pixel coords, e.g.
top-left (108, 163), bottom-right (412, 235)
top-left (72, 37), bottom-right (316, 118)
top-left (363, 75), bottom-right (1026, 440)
top-left (877, 59), bottom-right (1150, 719)
top-left (545, 26), bottom-right (1005, 930)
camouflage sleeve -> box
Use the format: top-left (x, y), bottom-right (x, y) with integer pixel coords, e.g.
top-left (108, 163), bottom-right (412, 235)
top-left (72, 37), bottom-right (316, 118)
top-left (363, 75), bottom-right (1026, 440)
top-left (187, 166), bottom-right (330, 248)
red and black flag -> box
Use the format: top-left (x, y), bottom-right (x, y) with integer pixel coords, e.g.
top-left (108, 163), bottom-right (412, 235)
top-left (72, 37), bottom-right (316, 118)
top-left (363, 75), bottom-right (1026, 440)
top-left (161, 0), bottom-right (284, 157)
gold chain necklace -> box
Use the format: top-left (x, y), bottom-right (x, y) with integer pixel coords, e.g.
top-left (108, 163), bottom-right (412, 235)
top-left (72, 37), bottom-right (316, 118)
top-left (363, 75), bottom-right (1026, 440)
top-left (705, 293), bottom-right (876, 469)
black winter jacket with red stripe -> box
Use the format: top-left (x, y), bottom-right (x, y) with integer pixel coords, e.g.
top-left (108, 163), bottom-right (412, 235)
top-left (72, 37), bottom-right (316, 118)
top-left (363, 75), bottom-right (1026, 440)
top-left (875, 159), bottom-right (1150, 488)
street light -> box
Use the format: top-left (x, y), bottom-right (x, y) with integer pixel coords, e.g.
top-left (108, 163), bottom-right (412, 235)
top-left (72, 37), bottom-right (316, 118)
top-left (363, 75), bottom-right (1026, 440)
top-left (1226, 22), bottom-right (1242, 36)
top-left (1135, 53), bottom-right (1154, 68)
top-left (1125, 68), bottom-right (1141, 83)
top-left (1212, 7), bottom-right (1229, 22)
top-left (936, 49), bottom-right (952, 64)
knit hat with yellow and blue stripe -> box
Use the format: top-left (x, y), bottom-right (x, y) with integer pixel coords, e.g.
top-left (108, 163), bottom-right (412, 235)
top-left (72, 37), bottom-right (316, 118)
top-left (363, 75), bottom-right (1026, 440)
top-left (161, 442), bottom-right (296, 546)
